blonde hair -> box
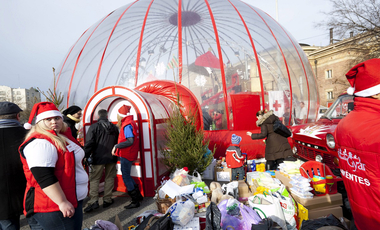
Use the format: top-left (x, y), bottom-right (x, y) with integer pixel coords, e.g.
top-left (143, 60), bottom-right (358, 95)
top-left (25, 121), bottom-right (69, 152)
top-left (117, 114), bottom-right (123, 129)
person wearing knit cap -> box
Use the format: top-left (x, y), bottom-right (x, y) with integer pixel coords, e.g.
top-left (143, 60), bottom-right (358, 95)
top-left (246, 110), bottom-right (293, 170)
top-left (334, 58), bottom-right (380, 230)
top-left (0, 102), bottom-right (26, 230)
top-left (111, 104), bottom-right (143, 209)
top-left (62, 105), bottom-right (82, 139)
top-left (225, 134), bottom-right (246, 180)
top-left (19, 102), bottom-right (88, 230)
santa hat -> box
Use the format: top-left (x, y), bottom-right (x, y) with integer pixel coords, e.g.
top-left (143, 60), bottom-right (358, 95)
top-left (118, 105), bottom-right (131, 118)
top-left (346, 59), bottom-right (380, 96)
top-left (24, 102), bottom-right (62, 129)
top-left (231, 134), bottom-right (242, 145)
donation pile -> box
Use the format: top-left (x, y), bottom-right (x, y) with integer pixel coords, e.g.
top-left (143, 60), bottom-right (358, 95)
top-left (128, 159), bottom-right (348, 230)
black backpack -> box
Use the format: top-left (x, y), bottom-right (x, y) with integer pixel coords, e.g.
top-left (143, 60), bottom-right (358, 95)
top-left (273, 119), bottom-right (292, 138)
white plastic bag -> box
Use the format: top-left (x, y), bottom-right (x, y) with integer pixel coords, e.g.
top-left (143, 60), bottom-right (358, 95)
top-left (171, 167), bottom-right (190, 186)
top-left (248, 192), bottom-right (288, 230)
top-left (167, 200), bottom-right (195, 226)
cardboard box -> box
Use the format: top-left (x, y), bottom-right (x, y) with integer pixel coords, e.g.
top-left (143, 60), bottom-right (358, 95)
top-left (202, 159), bottom-right (216, 180)
top-left (214, 166), bottom-right (231, 182)
top-left (238, 180), bottom-right (252, 202)
top-left (275, 170), bottom-right (292, 191)
top-left (292, 192), bottom-right (343, 210)
top-left (308, 205), bottom-right (343, 219)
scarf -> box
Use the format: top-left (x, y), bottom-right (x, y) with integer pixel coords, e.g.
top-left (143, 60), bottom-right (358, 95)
top-left (0, 119), bottom-right (22, 128)
top-left (67, 114), bottom-right (81, 123)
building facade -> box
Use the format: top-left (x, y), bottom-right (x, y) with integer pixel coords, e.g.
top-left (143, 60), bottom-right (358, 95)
top-left (0, 85), bottom-right (41, 111)
top-left (302, 34), bottom-right (367, 107)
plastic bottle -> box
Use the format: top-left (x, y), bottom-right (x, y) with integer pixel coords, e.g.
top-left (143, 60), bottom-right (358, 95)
top-left (250, 160), bottom-right (256, 171)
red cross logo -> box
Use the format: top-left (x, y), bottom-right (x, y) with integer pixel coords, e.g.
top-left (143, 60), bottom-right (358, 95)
top-left (273, 100), bottom-right (282, 111)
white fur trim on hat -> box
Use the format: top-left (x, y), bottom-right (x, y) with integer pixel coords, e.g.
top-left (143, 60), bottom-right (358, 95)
top-left (354, 83), bottom-right (380, 97)
top-left (24, 123), bottom-right (32, 129)
top-left (347, 86), bottom-right (355, 95)
top-left (118, 112), bottom-right (127, 118)
top-left (35, 111), bottom-right (63, 124)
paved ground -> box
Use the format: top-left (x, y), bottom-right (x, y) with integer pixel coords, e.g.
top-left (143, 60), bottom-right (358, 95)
top-left (20, 191), bottom-right (158, 230)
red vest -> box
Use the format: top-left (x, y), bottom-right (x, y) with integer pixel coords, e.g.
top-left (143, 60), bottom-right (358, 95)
top-left (226, 144), bottom-right (245, 168)
top-left (116, 115), bottom-right (140, 161)
top-left (334, 97), bottom-right (380, 229)
top-left (19, 129), bottom-right (78, 217)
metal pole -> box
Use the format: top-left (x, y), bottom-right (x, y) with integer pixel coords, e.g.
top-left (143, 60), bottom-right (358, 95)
top-left (276, 0), bottom-right (279, 21)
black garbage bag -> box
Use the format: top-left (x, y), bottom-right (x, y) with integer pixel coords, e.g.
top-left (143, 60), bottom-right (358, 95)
top-left (251, 218), bottom-right (283, 230)
top-left (205, 202), bottom-right (221, 230)
top-left (301, 214), bottom-right (348, 230)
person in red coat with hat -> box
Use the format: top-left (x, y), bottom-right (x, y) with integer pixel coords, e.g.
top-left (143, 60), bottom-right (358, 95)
top-left (19, 102), bottom-right (88, 230)
top-left (334, 59), bottom-right (380, 230)
top-left (112, 104), bottom-right (143, 209)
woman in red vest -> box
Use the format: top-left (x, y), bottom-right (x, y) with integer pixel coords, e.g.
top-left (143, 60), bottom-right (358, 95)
top-left (19, 102), bottom-right (88, 230)
top-left (112, 105), bottom-right (143, 209)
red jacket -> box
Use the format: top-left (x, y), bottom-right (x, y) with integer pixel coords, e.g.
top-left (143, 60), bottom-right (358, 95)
top-left (226, 144), bottom-right (246, 168)
top-left (115, 115), bottom-right (140, 161)
top-left (19, 129), bottom-right (78, 217)
top-left (334, 97), bottom-right (380, 230)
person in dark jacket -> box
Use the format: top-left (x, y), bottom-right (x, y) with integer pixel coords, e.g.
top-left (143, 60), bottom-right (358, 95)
top-left (0, 102), bottom-right (26, 230)
top-left (246, 110), bottom-right (293, 170)
top-left (83, 109), bottom-right (119, 213)
top-left (62, 105), bottom-right (82, 139)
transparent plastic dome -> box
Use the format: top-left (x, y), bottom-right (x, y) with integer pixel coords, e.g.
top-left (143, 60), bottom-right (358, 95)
top-left (55, 0), bottom-right (319, 126)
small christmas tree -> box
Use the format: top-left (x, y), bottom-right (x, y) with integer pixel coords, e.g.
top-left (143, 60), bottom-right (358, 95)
top-left (161, 101), bottom-right (214, 174)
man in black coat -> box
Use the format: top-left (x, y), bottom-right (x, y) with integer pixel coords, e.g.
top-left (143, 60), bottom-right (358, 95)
top-left (83, 109), bottom-right (119, 212)
top-left (0, 102), bottom-right (27, 229)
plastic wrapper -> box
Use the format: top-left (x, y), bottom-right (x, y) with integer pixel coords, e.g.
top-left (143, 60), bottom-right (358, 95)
top-left (167, 200), bottom-right (195, 226)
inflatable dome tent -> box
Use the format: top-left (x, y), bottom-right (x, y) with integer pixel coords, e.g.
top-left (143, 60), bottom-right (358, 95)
top-left (55, 0), bottom-right (318, 168)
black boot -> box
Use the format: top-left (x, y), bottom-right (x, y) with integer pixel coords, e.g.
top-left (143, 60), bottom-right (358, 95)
top-left (124, 189), bottom-right (140, 209)
top-left (134, 185), bottom-right (144, 202)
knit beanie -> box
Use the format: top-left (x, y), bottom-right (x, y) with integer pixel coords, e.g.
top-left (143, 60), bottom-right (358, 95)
top-left (231, 134), bottom-right (242, 145)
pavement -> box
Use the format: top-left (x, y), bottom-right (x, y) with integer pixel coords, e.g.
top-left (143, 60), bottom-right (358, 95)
top-left (20, 191), bottom-right (158, 230)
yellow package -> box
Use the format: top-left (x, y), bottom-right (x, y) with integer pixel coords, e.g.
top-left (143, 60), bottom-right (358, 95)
top-left (256, 163), bottom-right (265, 172)
top-left (297, 203), bottom-right (308, 229)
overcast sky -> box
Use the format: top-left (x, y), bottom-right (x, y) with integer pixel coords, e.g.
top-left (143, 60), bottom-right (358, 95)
top-left (0, 0), bottom-right (332, 93)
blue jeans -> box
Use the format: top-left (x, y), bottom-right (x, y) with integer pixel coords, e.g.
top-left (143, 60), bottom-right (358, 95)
top-left (120, 157), bottom-right (136, 191)
top-left (0, 216), bottom-right (20, 230)
top-left (27, 200), bottom-right (83, 230)
top-left (231, 166), bottom-right (245, 181)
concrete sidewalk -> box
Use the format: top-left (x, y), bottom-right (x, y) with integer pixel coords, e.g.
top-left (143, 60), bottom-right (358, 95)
top-left (20, 191), bottom-right (158, 230)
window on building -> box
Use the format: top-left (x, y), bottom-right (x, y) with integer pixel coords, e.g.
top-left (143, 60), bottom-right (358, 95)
top-left (327, 91), bottom-right (334, 100)
top-left (326, 69), bottom-right (332, 79)
top-left (16, 91), bottom-right (21, 95)
top-left (0, 91), bottom-right (5, 95)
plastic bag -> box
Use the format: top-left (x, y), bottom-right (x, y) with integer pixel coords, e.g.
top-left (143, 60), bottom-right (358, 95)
top-left (300, 214), bottom-right (348, 230)
top-left (172, 167), bottom-right (190, 186)
top-left (252, 218), bottom-right (282, 230)
top-left (167, 200), bottom-right (195, 226)
top-left (218, 199), bottom-right (245, 230)
top-left (205, 202), bottom-right (221, 230)
top-left (239, 203), bottom-right (262, 229)
top-left (248, 192), bottom-right (288, 230)
top-left (190, 170), bottom-right (202, 183)
top-left (272, 192), bottom-right (297, 230)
